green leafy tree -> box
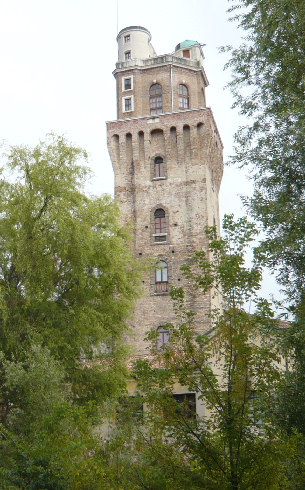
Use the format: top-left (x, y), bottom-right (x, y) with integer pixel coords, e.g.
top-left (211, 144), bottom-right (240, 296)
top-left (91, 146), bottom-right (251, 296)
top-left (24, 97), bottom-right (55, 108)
top-left (0, 345), bottom-right (108, 489)
top-left (224, 0), bottom-right (305, 302)
top-left (224, 1), bottom-right (305, 476)
top-left (0, 134), bottom-right (141, 406)
top-left (0, 134), bottom-right (143, 488)
top-left (112, 217), bottom-right (291, 489)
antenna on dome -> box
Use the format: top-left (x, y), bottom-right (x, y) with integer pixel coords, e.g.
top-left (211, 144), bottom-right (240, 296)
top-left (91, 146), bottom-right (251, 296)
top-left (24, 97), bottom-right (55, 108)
top-left (117, 0), bottom-right (119, 34)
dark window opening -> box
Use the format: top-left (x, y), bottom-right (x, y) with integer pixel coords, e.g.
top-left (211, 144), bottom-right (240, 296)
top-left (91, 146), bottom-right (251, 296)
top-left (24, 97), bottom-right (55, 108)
top-left (125, 51), bottom-right (131, 60)
top-left (183, 49), bottom-right (190, 58)
top-left (150, 83), bottom-right (162, 115)
top-left (124, 34), bottom-right (130, 43)
top-left (154, 157), bottom-right (164, 178)
top-left (178, 84), bottom-right (189, 109)
top-left (173, 393), bottom-right (196, 420)
top-left (117, 396), bottom-right (143, 423)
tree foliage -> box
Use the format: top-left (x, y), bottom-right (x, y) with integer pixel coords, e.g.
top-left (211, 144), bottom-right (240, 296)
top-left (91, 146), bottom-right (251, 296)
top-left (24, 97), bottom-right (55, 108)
top-left (0, 345), bottom-right (107, 489)
top-left (224, 0), bottom-right (305, 463)
top-left (0, 134), bottom-right (142, 487)
top-left (0, 134), bottom-right (141, 405)
top-left (108, 218), bottom-right (291, 489)
top-left (224, 0), bottom-right (305, 302)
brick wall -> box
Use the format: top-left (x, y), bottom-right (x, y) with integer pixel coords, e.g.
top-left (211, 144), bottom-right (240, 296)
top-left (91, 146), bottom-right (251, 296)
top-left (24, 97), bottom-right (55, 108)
top-left (107, 108), bottom-right (223, 355)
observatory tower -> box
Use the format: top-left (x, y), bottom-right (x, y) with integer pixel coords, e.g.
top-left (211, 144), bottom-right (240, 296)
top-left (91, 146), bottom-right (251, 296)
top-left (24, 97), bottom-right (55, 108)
top-left (107, 26), bottom-right (223, 355)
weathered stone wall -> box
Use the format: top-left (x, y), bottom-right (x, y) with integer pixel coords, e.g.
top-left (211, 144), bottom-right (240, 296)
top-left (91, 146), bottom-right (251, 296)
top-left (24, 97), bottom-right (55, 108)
top-left (107, 108), bottom-right (223, 355)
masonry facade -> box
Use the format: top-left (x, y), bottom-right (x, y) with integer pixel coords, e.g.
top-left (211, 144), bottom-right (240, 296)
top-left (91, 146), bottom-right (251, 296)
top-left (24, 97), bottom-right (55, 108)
top-left (107, 26), bottom-right (223, 359)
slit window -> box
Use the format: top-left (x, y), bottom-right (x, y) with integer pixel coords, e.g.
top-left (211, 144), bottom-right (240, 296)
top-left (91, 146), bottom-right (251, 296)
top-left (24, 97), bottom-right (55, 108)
top-left (154, 157), bottom-right (164, 178)
top-left (150, 83), bottom-right (162, 115)
top-left (157, 326), bottom-right (170, 349)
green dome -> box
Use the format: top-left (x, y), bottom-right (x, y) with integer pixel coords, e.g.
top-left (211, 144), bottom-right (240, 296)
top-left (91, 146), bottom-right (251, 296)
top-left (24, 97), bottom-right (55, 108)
top-left (175, 40), bottom-right (198, 51)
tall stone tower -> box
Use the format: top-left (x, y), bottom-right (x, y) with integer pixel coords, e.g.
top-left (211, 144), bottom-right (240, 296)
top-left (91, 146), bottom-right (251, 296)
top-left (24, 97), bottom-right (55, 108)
top-left (107, 26), bottom-right (223, 356)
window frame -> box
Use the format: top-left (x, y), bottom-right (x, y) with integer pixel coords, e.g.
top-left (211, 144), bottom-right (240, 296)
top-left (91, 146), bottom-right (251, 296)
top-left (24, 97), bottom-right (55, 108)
top-left (122, 76), bottom-right (133, 91)
top-left (154, 208), bottom-right (166, 235)
top-left (122, 95), bottom-right (134, 113)
top-left (124, 34), bottom-right (130, 43)
top-left (124, 50), bottom-right (131, 60)
top-left (155, 260), bottom-right (168, 293)
top-left (154, 156), bottom-right (164, 179)
top-left (149, 83), bottom-right (163, 115)
top-left (178, 84), bottom-right (189, 109)
top-left (173, 393), bottom-right (196, 420)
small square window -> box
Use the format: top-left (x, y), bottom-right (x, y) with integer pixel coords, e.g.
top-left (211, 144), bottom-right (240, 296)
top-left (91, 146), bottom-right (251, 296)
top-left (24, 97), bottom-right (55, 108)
top-left (124, 98), bottom-right (132, 111)
top-left (124, 78), bottom-right (132, 90)
top-left (125, 51), bottom-right (131, 60)
top-left (124, 34), bottom-right (130, 43)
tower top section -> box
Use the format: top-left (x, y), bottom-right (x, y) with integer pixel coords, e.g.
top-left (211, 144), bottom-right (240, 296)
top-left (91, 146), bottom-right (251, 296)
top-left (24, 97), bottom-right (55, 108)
top-left (113, 26), bottom-right (209, 119)
top-left (117, 26), bottom-right (156, 63)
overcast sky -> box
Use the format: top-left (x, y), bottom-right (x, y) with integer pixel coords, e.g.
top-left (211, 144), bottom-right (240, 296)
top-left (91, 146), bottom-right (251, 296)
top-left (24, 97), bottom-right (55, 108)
top-left (0, 0), bottom-right (281, 303)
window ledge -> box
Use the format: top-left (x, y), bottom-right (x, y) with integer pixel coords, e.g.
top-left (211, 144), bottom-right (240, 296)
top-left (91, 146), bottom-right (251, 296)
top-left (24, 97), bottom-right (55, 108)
top-left (152, 177), bottom-right (166, 181)
top-left (153, 292), bottom-right (169, 296)
top-left (153, 233), bottom-right (167, 237)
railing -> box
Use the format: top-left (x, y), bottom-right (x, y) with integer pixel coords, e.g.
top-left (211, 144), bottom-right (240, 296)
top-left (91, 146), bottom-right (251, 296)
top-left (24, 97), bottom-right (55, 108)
top-left (155, 281), bottom-right (169, 293)
top-left (115, 55), bottom-right (200, 71)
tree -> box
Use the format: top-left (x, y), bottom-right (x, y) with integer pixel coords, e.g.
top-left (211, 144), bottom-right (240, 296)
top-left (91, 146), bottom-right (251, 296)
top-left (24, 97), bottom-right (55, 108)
top-left (0, 133), bottom-right (143, 487)
top-left (224, 0), bottom-right (305, 303)
top-left (0, 133), bottom-right (141, 407)
top-left (0, 345), bottom-right (108, 489)
top-left (224, 1), bottom-right (305, 476)
top-left (107, 217), bottom-right (290, 489)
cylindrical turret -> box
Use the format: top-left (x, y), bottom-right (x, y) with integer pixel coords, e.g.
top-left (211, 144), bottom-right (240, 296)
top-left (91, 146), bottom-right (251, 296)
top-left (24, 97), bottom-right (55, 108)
top-left (117, 26), bottom-right (156, 62)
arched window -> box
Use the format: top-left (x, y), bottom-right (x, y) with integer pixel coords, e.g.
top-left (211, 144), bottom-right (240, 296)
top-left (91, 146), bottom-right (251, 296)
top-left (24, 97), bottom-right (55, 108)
top-left (178, 84), bottom-right (189, 109)
top-left (154, 208), bottom-right (166, 233)
top-left (155, 260), bottom-right (168, 292)
top-left (157, 326), bottom-right (169, 349)
top-left (154, 157), bottom-right (164, 178)
top-left (150, 84), bottom-right (162, 115)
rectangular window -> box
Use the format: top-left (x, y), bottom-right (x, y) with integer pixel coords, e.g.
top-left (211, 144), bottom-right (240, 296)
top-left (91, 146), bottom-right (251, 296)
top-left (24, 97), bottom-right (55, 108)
top-left (124, 98), bottom-right (132, 111)
top-left (173, 394), bottom-right (196, 420)
top-left (122, 76), bottom-right (133, 92)
top-left (124, 34), bottom-right (130, 43)
top-left (183, 49), bottom-right (190, 58)
top-left (124, 78), bottom-right (132, 90)
top-left (125, 51), bottom-right (131, 60)
top-left (122, 95), bottom-right (134, 112)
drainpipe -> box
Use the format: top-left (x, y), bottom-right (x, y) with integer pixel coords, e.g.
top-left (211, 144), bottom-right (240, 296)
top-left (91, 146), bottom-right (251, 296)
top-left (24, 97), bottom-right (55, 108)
top-left (170, 64), bottom-right (173, 112)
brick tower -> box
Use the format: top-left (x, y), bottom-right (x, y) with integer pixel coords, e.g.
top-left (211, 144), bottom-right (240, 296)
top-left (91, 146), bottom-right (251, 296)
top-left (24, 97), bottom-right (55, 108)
top-left (107, 26), bottom-right (223, 356)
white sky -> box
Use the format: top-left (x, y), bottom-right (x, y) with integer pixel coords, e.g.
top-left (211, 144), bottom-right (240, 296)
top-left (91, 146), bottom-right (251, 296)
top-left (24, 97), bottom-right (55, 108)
top-left (0, 0), bottom-right (282, 304)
